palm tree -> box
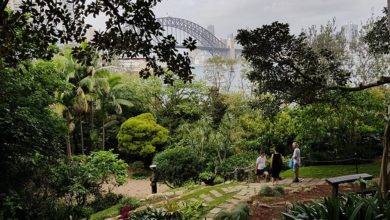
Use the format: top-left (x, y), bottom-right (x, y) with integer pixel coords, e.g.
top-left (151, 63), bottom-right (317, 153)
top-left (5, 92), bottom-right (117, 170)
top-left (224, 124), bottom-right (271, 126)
top-left (81, 69), bottom-right (133, 150)
top-left (52, 48), bottom-right (90, 156)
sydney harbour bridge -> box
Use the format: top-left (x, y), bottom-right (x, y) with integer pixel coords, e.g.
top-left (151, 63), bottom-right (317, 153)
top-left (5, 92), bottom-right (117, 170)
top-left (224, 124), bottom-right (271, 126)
top-left (156, 17), bottom-right (241, 58)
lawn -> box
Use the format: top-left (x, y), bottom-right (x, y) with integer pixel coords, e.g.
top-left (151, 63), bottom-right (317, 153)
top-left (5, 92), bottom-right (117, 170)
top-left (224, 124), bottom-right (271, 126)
top-left (88, 204), bottom-right (121, 220)
top-left (281, 160), bottom-right (381, 178)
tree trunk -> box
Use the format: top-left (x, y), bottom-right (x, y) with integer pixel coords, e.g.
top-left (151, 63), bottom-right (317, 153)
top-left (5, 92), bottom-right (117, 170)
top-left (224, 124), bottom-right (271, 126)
top-left (66, 129), bottom-right (72, 157)
top-left (80, 120), bottom-right (85, 154)
top-left (380, 105), bottom-right (390, 195)
top-left (380, 1), bottom-right (390, 195)
top-left (102, 119), bottom-right (105, 150)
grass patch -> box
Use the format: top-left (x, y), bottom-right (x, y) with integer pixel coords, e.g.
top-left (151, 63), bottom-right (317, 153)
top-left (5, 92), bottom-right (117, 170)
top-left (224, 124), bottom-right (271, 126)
top-left (281, 160), bottom-right (381, 178)
top-left (88, 204), bottom-right (121, 220)
top-left (178, 183), bottom-right (238, 201)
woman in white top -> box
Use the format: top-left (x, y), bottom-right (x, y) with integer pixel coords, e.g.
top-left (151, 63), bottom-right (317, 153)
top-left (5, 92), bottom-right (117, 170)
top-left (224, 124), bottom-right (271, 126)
top-left (255, 151), bottom-right (269, 182)
top-left (292, 142), bottom-right (301, 183)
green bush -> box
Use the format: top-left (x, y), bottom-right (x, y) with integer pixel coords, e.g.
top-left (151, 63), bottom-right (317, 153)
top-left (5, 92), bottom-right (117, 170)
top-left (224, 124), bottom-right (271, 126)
top-left (213, 176), bottom-right (225, 185)
top-left (273, 186), bottom-right (285, 195)
top-left (117, 113), bottom-right (169, 157)
top-left (231, 204), bottom-right (250, 220)
top-left (259, 186), bottom-right (274, 197)
top-left (214, 204), bottom-right (249, 220)
top-left (259, 186), bottom-right (285, 197)
top-left (89, 193), bottom-right (123, 212)
top-left (131, 161), bottom-right (145, 170)
top-left (199, 171), bottom-right (216, 185)
top-left (128, 207), bottom-right (167, 220)
top-left (130, 161), bottom-right (150, 179)
top-left (218, 153), bottom-right (257, 180)
top-left (181, 200), bottom-right (204, 219)
top-left (154, 146), bottom-right (203, 187)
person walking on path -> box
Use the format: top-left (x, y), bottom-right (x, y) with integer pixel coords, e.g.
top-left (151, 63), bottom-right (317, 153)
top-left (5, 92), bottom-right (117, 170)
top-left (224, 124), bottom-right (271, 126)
top-left (271, 146), bottom-right (283, 185)
top-left (255, 150), bottom-right (269, 182)
top-left (292, 142), bottom-right (301, 183)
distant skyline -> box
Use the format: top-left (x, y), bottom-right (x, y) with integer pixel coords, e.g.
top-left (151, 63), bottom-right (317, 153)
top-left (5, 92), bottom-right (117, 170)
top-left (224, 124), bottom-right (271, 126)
top-left (153, 0), bottom-right (386, 38)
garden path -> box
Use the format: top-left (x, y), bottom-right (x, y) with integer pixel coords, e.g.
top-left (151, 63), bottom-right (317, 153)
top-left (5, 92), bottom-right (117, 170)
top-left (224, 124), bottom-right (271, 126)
top-left (102, 179), bottom-right (170, 198)
top-left (127, 178), bottom-right (326, 219)
top-left (203, 178), bottom-right (326, 219)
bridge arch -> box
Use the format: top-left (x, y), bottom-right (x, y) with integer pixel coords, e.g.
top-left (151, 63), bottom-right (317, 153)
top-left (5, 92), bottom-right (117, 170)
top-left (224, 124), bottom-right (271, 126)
top-left (156, 17), bottom-right (227, 49)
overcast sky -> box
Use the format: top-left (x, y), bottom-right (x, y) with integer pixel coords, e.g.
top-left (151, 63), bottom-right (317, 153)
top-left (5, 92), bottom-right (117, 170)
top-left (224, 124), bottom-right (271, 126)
top-left (153, 0), bottom-right (387, 38)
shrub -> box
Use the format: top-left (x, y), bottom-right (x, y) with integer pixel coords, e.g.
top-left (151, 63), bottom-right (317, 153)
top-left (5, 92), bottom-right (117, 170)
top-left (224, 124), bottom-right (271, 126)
top-left (213, 204), bottom-right (249, 220)
top-left (90, 193), bottom-right (123, 212)
top-left (259, 186), bottom-right (285, 197)
top-left (259, 186), bottom-right (274, 197)
top-left (213, 176), bottom-right (225, 185)
top-left (273, 186), bottom-right (285, 195)
top-left (218, 153), bottom-right (256, 180)
top-left (128, 207), bottom-right (171, 220)
top-left (231, 204), bottom-right (250, 220)
top-left (130, 161), bottom-right (150, 180)
top-left (154, 146), bottom-right (202, 187)
top-left (117, 113), bottom-right (169, 157)
top-left (131, 161), bottom-right (145, 170)
top-left (199, 171), bottom-right (216, 185)
top-left (181, 200), bottom-right (204, 219)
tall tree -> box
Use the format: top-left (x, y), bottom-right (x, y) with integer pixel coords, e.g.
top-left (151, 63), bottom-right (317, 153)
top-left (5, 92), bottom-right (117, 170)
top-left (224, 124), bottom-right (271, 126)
top-left (236, 14), bottom-right (390, 193)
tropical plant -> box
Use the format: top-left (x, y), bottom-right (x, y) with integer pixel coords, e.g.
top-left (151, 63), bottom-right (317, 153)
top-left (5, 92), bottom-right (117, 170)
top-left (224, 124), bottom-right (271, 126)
top-left (214, 204), bottom-right (250, 220)
top-left (81, 69), bottom-right (133, 150)
top-left (282, 192), bottom-right (390, 220)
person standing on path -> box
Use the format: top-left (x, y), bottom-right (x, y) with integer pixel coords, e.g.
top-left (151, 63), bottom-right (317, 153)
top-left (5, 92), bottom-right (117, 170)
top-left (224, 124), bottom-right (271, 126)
top-left (292, 142), bottom-right (301, 183)
top-left (271, 146), bottom-right (283, 185)
top-left (255, 150), bottom-right (269, 182)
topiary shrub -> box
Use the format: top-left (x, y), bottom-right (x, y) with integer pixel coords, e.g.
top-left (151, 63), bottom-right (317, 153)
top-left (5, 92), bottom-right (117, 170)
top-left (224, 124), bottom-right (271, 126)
top-left (117, 113), bottom-right (169, 158)
top-left (153, 146), bottom-right (202, 187)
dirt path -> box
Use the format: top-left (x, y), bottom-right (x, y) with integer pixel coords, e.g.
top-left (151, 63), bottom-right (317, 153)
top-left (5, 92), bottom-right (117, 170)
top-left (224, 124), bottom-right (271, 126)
top-left (103, 179), bottom-right (170, 198)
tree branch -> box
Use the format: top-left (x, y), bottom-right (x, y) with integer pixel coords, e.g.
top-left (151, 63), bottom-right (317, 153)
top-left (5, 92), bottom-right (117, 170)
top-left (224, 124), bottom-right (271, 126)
top-left (331, 76), bottom-right (390, 92)
top-left (101, 0), bottom-right (124, 38)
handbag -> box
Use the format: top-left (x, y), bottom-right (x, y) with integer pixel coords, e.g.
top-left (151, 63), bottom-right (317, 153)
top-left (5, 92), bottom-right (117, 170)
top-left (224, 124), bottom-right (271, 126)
top-left (288, 159), bottom-right (294, 169)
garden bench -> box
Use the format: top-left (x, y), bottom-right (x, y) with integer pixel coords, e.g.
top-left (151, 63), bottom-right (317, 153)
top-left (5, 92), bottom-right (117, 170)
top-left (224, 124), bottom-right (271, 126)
top-left (325, 173), bottom-right (373, 196)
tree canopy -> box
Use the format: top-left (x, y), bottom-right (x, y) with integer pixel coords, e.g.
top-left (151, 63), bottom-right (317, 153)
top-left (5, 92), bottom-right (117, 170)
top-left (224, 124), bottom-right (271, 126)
top-left (0, 0), bottom-right (196, 82)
